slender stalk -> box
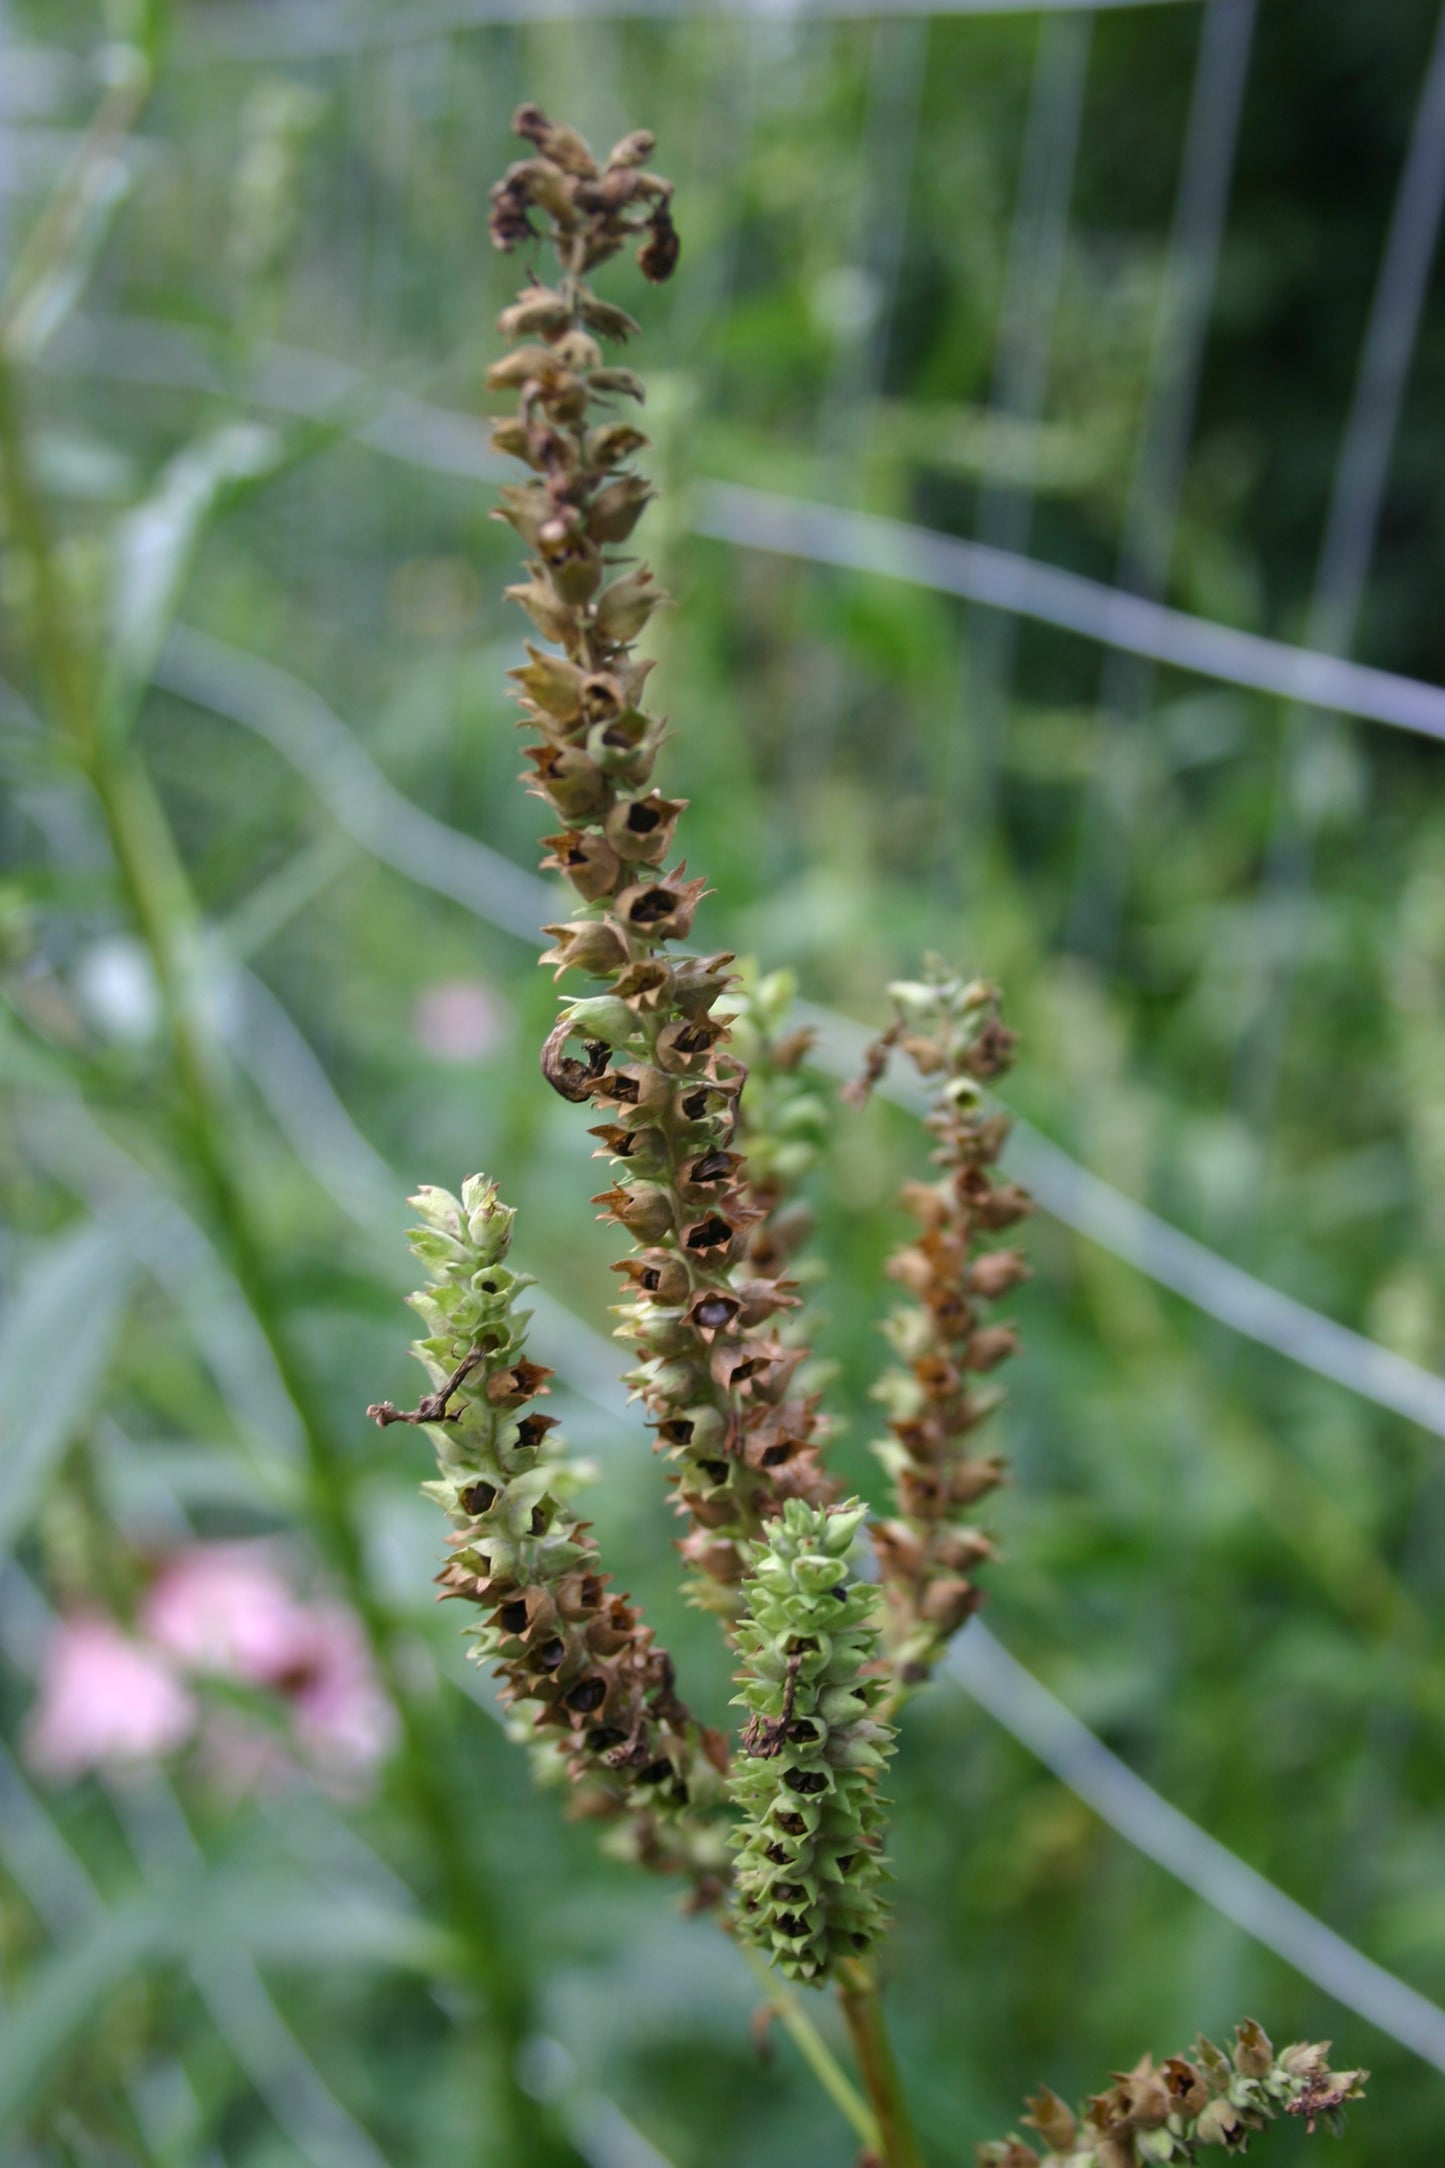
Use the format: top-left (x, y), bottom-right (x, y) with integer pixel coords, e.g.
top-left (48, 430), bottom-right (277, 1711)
top-left (837, 1962), bottom-right (927, 2168)
top-left (0, 349), bottom-right (579, 2168)
top-left (738, 1942), bottom-right (881, 2155)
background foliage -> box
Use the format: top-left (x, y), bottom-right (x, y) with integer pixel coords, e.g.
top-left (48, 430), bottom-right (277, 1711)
top-left (2, 2), bottom-right (1444, 2163)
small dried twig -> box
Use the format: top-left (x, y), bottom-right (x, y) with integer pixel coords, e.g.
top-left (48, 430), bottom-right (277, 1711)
top-left (367, 1349), bottom-right (482, 1427)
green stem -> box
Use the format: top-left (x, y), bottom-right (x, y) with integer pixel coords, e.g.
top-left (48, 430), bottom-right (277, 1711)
top-left (0, 349), bottom-right (578, 2168)
top-left (738, 1941), bottom-right (881, 2155)
top-left (838, 1961), bottom-right (927, 2168)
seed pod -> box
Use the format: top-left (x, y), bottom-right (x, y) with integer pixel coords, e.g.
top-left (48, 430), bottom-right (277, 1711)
top-left (588, 474), bottom-right (655, 544)
top-left (586, 421), bottom-right (650, 468)
top-left (505, 575), bottom-right (576, 647)
top-left (498, 286), bottom-right (572, 341)
top-left (588, 367), bottom-right (646, 404)
top-left (579, 294), bottom-right (642, 343)
top-left (595, 565), bottom-right (666, 645)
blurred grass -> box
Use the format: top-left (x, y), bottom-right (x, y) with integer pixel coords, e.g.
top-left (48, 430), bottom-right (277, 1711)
top-left (3, 2), bottom-right (1445, 2164)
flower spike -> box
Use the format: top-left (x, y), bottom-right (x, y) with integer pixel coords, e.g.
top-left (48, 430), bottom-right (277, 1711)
top-left (377, 1175), bottom-right (730, 1894)
top-left (484, 104), bottom-right (835, 1614)
top-left (851, 962), bottom-right (1032, 1696)
top-left (729, 1499), bottom-right (896, 1984)
top-left (979, 2022), bottom-right (1366, 2165)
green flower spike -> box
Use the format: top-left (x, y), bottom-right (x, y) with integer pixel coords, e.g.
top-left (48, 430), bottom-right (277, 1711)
top-left (729, 1498), bottom-right (895, 1984)
top-left (370, 1174), bottom-right (731, 1893)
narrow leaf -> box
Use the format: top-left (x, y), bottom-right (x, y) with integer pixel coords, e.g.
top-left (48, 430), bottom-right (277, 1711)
top-left (0, 1216), bottom-right (142, 1565)
top-left (106, 423), bottom-right (285, 739)
top-left (3, 157), bottom-right (133, 363)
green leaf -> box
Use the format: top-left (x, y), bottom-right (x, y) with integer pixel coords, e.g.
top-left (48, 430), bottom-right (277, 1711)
top-left (2, 158), bottom-right (134, 365)
top-left (0, 1878), bottom-right (201, 2132)
top-left (0, 1216), bottom-right (143, 1566)
top-left (106, 423), bottom-right (285, 741)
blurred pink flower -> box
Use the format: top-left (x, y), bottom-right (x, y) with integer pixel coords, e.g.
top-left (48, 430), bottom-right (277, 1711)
top-left (288, 1602), bottom-right (397, 1786)
top-left (26, 1545), bottom-right (394, 1796)
top-left (411, 977), bottom-right (509, 1062)
top-left (25, 1613), bottom-right (195, 1780)
top-left (144, 1541), bottom-right (395, 1793)
top-left (143, 1540), bottom-right (316, 1688)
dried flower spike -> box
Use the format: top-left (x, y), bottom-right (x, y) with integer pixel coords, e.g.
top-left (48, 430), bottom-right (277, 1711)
top-left (375, 1175), bottom-right (730, 1890)
top-left (979, 2021), bottom-right (1367, 2165)
top-left (486, 107), bottom-right (834, 1613)
top-left (729, 1499), bottom-right (895, 1983)
top-left (853, 962), bottom-right (1031, 1695)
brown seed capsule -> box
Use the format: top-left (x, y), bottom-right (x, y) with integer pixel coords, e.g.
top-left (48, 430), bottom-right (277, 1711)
top-left (638, 203), bottom-right (680, 283)
top-left (594, 1182), bottom-right (674, 1243)
top-left (541, 830), bottom-right (624, 904)
top-left (498, 286), bottom-right (572, 341)
top-left (616, 872), bottom-right (707, 944)
top-left (538, 917), bottom-right (632, 981)
top-left (588, 474), bottom-right (655, 544)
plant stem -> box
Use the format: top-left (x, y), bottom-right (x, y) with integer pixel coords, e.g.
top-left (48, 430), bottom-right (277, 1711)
top-left (0, 349), bottom-right (579, 2168)
top-left (838, 1961), bottom-right (927, 2168)
top-left (738, 1941), bottom-right (881, 2155)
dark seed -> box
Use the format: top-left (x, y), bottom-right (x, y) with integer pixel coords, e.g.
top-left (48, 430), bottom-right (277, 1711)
top-left (626, 802), bottom-right (661, 832)
top-left (460, 1480), bottom-right (497, 1515)
top-left (775, 1812), bottom-right (807, 1836)
top-left (694, 1295), bottom-right (735, 1329)
top-left (566, 1677), bottom-right (607, 1713)
top-left (627, 889), bottom-right (674, 925)
top-left (586, 1726), bottom-right (626, 1752)
top-left (828, 1584), bottom-right (848, 1601)
top-left (685, 1215), bottom-right (732, 1251)
top-left (637, 1758), bottom-right (673, 1785)
top-left (789, 1720), bottom-right (819, 1743)
top-left (698, 1459), bottom-right (729, 1485)
top-left (760, 1443), bottom-right (792, 1467)
top-left (537, 1637), bottom-right (566, 1671)
top-left (499, 1600), bottom-right (528, 1634)
top-left (773, 1882), bottom-right (806, 1902)
top-left (766, 1843), bottom-right (792, 1865)
top-left (835, 1854), bottom-right (858, 1874)
top-left (689, 1152), bottom-right (732, 1184)
top-left (785, 1769), bottom-right (828, 1796)
top-left (775, 1913), bottom-right (808, 1938)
